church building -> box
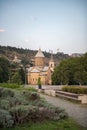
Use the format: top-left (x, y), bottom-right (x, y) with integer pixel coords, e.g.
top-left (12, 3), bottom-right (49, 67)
top-left (27, 49), bottom-right (54, 85)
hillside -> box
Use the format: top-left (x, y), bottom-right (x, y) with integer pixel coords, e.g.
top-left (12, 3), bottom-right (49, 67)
top-left (0, 45), bottom-right (69, 66)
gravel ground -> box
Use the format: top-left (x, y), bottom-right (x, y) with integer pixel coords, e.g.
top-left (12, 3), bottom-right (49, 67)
top-left (41, 94), bottom-right (87, 127)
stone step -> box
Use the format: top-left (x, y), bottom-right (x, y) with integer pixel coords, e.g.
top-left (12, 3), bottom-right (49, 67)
top-left (56, 90), bottom-right (83, 98)
top-left (56, 93), bottom-right (81, 102)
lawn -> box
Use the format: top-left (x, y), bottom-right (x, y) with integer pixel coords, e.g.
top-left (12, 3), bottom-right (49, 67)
top-left (1, 118), bottom-right (86, 130)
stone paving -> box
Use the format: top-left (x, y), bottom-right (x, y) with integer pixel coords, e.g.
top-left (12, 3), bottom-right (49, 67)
top-left (41, 94), bottom-right (87, 127)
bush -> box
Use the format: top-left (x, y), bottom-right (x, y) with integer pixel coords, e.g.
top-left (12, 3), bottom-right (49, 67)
top-left (62, 86), bottom-right (87, 94)
top-left (10, 105), bottom-right (38, 124)
top-left (38, 107), bottom-right (67, 121)
top-left (29, 92), bottom-right (40, 100)
top-left (0, 87), bottom-right (68, 127)
top-left (0, 88), bottom-right (14, 98)
top-left (0, 87), bottom-right (29, 107)
top-left (10, 105), bottom-right (67, 124)
top-left (0, 99), bottom-right (10, 110)
top-left (0, 109), bottom-right (14, 127)
top-left (23, 91), bottom-right (40, 100)
top-left (8, 91), bottom-right (29, 107)
top-left (34, 99), bottom-right (49, 107)
top-left (0, 87), bottom-right (4, 97)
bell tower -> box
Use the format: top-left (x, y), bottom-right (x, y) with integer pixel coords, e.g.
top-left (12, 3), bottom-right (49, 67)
top-left (35, 48), bottom-right (45, 67)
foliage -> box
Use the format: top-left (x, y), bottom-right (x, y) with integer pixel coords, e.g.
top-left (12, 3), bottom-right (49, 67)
top-left (18, 67), bottom-right (25, 84)
top-left (0, 56), bottom-right (25, 84)
top-left (52, 53), bottom-right (87, 85)
top-left (23, 91), bottom-right (40, 100)
top-left (0, 118), bottom-right (86, 130)
top-left (0, 45), bottom-right (69, 62)
top-left (26, 87), bottom-right (37, 92)
top-left (0, 87), bottom-right (67, 128)
top-left (0, 83), bottom-right (21, 89)
top-left (0, 57), bottom-right (10, 83)
top-left (21, 57), bottom-right (33, 66)
top-left (0, 99), bottom-right (10, 110)
top-left (0, 88), bottom-right (14, 98)
top-left (10, 105), bottom-right (38, 124)
top-left (54, 52), bottom-right (69, 60)
top-left (11, 71), bottom-right (22, 84)
top-left (10, 67), bottom-right (25, 85)
top-left (0, 109), bottom-right (14, 127)
top-left (29, 92), bottom-right (40, 100)
top-left (62, 86), bottom-right (87, 94)
top-left (38, 107), bottom-right (67, 121)
top-left (10, 105), bottom-right (67, 125)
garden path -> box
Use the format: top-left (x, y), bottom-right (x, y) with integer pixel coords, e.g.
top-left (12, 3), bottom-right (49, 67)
top-left (41, 94), bottom-right (87, 127)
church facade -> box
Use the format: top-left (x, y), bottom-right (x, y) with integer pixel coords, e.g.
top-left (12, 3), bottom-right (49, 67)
top-left (27, 49), bottom-right (54, 85)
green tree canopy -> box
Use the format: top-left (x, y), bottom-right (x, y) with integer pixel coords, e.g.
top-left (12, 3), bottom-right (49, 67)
top-left (11, 68), bottom-right (25, 84)
top-left (52, 53), bottom-right (87, 85)
top-left (0, 57), bottom-right (10, 83)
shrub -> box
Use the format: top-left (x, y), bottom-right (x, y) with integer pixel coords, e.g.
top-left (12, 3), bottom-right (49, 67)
top-left (9, 104), bottom-right (67, 125)
top-left (38, 107), bottom-right (67, 121)
top-left (0, 109), bottom-right (14, 127)
top-left (0, 99), bottom-right (10, 110)
top-left (0, 87), bottom-right (68, 127)
top-left (0, 87), bottom-right (14, 98)
top-left (29, 92), bottom-right (40, 100)
top-left (23, 91), bottom-right (40, 100)
top-left (0, 87), bottom-right (4, 97)
top-left (62, 86), bottom-right (87, 94)
top-left (34, 99), bottom-right (49, 107)
top-left (0, 87), bottom-right (28, 107)
top-left (8, 92), bottom-right (29, 107)
top-left (10, 105), bottom-right (38, 124)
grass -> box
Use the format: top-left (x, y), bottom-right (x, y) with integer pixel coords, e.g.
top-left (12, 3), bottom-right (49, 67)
top-left (0, 83), bottom-right (21, 89)
top-left (1, 118), bottom-right (87, 130)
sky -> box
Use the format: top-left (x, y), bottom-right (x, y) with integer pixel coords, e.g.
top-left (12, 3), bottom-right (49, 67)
top-left (0, 0), bottom-right (87, 54)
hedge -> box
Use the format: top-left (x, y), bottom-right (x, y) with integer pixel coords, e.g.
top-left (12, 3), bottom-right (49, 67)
top-left (62, 86), bottom-right (87, 94)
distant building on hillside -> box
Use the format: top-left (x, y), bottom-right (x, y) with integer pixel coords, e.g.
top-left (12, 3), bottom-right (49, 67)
top-left (13, 55), bottom-right (21, 63)
top-left (71, 53), bottom-right (83, 57)
top-left (27, 49), bottom-right (55, 85)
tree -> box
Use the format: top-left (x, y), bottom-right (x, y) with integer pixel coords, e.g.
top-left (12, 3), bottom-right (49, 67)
top-left (11, 67), bottom-right (25, 84)
top-left (52, 53), bottom-right (87, 85)
top-left (21, 57), bottom-right (33, 66)
top-left (19, 67), bottom-right (25, 84)
top-left (11, 71), bottom-right (22, 84)
top-left (0, 57), bottom-right (10, 83)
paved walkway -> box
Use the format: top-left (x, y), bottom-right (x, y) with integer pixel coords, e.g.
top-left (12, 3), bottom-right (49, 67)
top-left (41, 94), bottom-right (87, 127)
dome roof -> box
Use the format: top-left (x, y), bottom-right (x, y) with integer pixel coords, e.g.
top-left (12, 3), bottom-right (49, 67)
top-left (35, 48), bottom-right (45, 58)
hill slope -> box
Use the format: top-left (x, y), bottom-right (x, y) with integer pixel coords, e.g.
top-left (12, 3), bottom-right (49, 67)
top-left (0, 45), bottom-right (69, 66)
